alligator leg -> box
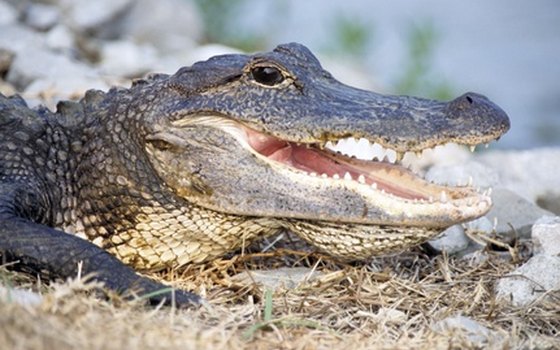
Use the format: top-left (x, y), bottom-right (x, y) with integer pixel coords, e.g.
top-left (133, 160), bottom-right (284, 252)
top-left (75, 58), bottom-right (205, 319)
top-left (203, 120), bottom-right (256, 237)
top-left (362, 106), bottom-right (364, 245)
top-left (0, 187), bottom-right (200, 307)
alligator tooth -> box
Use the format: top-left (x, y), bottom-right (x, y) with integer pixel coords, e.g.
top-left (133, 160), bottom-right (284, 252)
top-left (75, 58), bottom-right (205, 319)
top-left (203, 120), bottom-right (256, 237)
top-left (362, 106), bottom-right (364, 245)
top-left (358, 174), bottom-right (366, 184)
top-left (321, 173), bottom-right (328, 179)
top-left (380, 189), bottom-right (385, 194)
top-left (344, 172), bottom-right (352, 181)
top-left (310, 172), bottom-right (317, 177)
top-left (428, 196), bottom-right (434, 203)
top-left (333, 174), bottom-right (340, 180)
top-left (469, 145), bottom-right (476, 153)
top-left (395, 151), bottom-right (404, 162)
top-left (318, 142), bottom-right (326, 150)
top-left (415, 151), bottom-right (422, 158)
top-left (440, 191), bottom-right (448, 203)
top-left (493, 217), bottom-right (498, 230)
top-left (467, 176), bottom-right (473, 187)
top-left (371, 182), bottom-right (377, 190)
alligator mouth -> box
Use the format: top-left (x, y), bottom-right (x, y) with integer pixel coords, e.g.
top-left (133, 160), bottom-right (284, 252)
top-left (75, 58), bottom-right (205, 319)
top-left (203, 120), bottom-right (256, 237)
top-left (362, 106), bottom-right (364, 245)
top-left (171, 115), bottom-right (492, 226)
top-left (242, 126), bottom-right (489, 205)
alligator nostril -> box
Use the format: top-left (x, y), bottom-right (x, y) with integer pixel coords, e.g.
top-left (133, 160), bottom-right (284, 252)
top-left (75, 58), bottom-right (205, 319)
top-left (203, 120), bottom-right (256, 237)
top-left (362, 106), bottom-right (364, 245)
top-left (465, 95), bottom-right (473, 104)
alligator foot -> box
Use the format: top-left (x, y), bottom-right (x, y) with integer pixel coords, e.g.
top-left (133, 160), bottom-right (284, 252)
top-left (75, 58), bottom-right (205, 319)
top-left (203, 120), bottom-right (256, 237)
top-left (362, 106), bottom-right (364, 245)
top-left (0, 214), bottom-right (200, 308)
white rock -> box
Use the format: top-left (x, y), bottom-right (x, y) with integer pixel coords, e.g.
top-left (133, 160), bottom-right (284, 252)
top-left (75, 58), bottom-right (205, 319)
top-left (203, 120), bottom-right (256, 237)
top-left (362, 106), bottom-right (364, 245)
top-left (477, 148), bottom-right (560, 203)
top-left (6, 46), bottom-right (97, 89)
top-left (0, 1), bottom-right (17, 26)
top-left (45, 24), bottom-right (75, 52)
top-left (496, 254), bottom-right (560, 306)
top-left (118, 0), bottom-right (202, 54)
top-left (428, 225), bottom-right (470, 254)
top-left (485, 188), bottom-right (554, 240)
top-left (464, 216), bottom-right (494, 235)
top-left (432, 315), bottom-right (501, 346)
top-left (62, 0), bottom-right (133, 33)
top-left (23, 3), bottom-right (61, 31)
top-left (0, 24), bottom-right (44, 55)
top-left (532, 216), bottom-right (560, 256)
top-left (99, 40), bottom-right (159, 77)
top-left (23, 76), bottom-right (111, 109)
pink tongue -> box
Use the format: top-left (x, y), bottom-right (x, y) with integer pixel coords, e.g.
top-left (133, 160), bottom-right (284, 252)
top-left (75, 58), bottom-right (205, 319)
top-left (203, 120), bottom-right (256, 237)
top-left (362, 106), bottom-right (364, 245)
top-left (244, 127), bottom-right (425, 200)
top-left (246, 129), bottom-right (286, 156)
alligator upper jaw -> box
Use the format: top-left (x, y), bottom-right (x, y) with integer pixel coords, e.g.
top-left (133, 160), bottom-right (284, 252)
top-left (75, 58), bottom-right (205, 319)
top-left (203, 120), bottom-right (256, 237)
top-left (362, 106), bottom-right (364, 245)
top-left (169, 116), bottom-right (493, 228)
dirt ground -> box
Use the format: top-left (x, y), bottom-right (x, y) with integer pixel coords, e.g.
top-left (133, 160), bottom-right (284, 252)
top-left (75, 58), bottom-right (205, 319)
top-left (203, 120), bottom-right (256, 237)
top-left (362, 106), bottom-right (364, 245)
top-left (1, 236), bottom-right (559, 350)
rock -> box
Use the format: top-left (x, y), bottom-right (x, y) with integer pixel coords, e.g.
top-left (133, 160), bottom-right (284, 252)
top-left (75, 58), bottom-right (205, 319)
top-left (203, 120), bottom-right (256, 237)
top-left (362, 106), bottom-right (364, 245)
top-left (0, 23), bottom-right (44, 55)
top-left (99, 40), bottom-right (159, 77)
top-left (428, 225), bottom-right (470, 254)
top-left (23, 76), bottom-right (111, 108)
top-left (496, 254), bottom-right (560, 306)
top-left (63, 0), bottom-right (133, 35)
top-left (464, 216), bottom-right (494, 235)
top-left (23, 3), bottom-right (60, 32)
top-left (117, 0), bottom-right (202, 54)
top-left (0, 1), bottom-right (17, 26)
top-left (45, 24), bottom-right (75, 53)
top-left (485, 188), bottom-right (554, 240)
top-left (432, 315), bottom-right (501, 346)
top-left (477, 148), bottom-right (560, 202)
top-left (424, 160), bottom-right (500, 188)
top-left (536, 193), bottom-right (560, 216)
top-left (0, 284), bottom-right (43, 306)
top-left (231, 267), bottom-right (322, 290)
top-left (6, 46), bottom-right (96, 90)
top-left (532, 216), bottom-right (560, 256)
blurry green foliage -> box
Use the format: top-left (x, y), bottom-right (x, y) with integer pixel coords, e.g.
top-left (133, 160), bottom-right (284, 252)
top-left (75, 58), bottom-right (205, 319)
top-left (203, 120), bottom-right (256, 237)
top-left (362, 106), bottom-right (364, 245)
top-left (324, 15), bottom-right (373, 58)
top-left (193, 0), bottom-right (266, 52)
top-left (393, 22), bottom-right (455, 100)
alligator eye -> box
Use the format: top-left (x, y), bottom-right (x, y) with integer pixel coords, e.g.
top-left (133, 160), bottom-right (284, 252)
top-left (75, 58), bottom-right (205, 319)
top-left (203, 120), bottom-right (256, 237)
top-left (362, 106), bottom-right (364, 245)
top-left (251, 66), bottom-right (285, 86)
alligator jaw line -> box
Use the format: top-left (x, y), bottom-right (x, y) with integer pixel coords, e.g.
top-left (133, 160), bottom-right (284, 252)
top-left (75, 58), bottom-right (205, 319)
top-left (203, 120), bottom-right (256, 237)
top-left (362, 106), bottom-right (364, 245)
top-left (172, 115), bottom-right (493, 227)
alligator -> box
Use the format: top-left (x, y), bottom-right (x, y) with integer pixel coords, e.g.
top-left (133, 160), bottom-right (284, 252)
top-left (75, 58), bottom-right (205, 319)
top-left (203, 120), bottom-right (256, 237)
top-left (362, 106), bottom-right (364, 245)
top-left (0, 43), bottom-right (509, 306)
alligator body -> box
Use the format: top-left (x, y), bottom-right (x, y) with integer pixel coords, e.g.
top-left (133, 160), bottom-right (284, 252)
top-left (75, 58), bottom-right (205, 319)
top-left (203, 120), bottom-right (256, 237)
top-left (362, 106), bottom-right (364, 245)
top-left (0, 43), bottom-right (509, 306)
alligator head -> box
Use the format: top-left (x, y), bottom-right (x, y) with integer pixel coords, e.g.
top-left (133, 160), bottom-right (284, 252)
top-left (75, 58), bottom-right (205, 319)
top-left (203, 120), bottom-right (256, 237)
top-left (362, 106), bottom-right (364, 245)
top-left (133, 42), bottom-right (509, 262)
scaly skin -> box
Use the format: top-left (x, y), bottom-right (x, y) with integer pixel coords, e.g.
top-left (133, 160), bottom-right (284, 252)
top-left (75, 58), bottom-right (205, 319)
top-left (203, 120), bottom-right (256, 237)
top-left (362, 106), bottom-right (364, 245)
top-left (0, 43), bottom-right (510, 306)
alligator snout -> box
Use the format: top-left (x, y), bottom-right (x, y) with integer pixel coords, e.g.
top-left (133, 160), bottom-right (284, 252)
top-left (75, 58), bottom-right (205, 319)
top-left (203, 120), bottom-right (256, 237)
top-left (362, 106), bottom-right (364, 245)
top-left (446, 92), bottom-right (510, 136)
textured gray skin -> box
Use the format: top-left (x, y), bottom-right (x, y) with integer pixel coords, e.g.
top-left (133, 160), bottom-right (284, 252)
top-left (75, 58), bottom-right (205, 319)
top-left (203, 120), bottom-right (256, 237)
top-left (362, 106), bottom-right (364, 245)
top-left (0, 43), bottom-right (509, 306)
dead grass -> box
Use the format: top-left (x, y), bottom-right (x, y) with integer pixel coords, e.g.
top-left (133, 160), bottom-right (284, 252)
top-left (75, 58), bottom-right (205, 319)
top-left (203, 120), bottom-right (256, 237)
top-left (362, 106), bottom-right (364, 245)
top-left (1, 237), bottom-right (559, 350)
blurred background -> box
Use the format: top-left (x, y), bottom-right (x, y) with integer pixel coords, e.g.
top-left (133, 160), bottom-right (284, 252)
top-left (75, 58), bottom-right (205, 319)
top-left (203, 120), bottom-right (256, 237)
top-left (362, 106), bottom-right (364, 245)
top-left (0, 0), bottom-right (558, 149)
